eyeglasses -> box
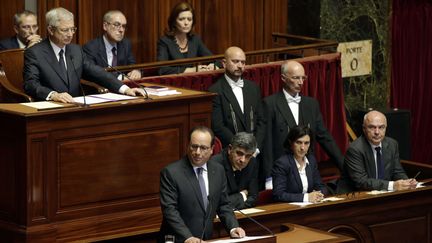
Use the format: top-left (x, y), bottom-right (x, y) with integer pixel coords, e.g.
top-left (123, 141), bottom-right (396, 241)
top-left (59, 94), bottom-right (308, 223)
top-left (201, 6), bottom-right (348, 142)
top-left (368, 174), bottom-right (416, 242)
top-left (53, 26), bottom-right (77, 34)
top-left (20, 25), bottom-right (38, 31)
top-left (289, 75), bottom-right (308, 81)
top-left (106, 22), bottom-right (127, 30)
top-left (189, 144), bottom-right (211, 152)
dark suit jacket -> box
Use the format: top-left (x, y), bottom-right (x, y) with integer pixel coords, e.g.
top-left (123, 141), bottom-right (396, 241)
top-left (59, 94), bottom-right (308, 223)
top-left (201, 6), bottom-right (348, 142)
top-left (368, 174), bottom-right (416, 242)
top-left (0, 36), bottom-right (20, 50)
top-left (210, 149), bottom-right (259, 209)
top-left (83, 35), bottom-right (136, 67)
top-left (156, 34), bottom-right (213, 75)
top-left (208, 76), bottom-right (266, 149)
top-left (272, 153), bottom-right (327, 202)
top-left (159, 157), bottom-right (238, 243)
top-left (263, 92), bottom-right (344, 178)
top-left (344, 135), bottom-right (408, 191)
top-left (23, 39), bottom-right (123, 100)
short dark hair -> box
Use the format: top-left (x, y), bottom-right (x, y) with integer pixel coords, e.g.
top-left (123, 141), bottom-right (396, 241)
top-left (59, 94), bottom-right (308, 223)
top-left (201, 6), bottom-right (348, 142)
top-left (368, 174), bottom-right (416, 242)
top-left (230, 132), bottom-right (257, 153)
top-left (283, 125), bottom-right (314, 153)
top-left (189, 126), bottom-right (215, 146)
top-left (165, 1), bottom-right (196, 36)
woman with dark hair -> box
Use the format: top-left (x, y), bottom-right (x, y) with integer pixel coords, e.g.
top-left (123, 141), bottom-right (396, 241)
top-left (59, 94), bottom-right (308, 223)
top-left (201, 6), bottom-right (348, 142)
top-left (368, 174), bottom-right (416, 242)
top-left (272, 125), bottom-right (327, 203)
top-left (157, 2), bottom-right (215, 75)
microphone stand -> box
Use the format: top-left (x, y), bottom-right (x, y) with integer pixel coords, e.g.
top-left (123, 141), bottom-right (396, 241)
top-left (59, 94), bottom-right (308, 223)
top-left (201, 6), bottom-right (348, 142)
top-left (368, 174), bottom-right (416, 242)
top-left (90, 52), bottom-right (151, 100)
top-left (70, 55), bottom-right (89, 107)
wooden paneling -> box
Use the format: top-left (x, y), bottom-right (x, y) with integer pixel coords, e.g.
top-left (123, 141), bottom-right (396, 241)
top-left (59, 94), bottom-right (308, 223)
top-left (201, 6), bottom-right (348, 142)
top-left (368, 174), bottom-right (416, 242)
top-left (0, 88), bottom-right (214, 242)
top-left (0, 0), bottom-right (25, 39)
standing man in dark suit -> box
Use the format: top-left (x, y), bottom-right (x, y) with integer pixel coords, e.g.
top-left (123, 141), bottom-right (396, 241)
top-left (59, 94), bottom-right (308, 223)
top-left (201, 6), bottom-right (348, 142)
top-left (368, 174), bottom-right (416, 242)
top-left (159, 126), bottom-right (245, 243)
top-left (210, 132), bottom-right (259, 209)
top-left (263, 60), bottom-right (344, 189)
top-left (344, 110), bottom-right (417, 191)
top-left (23, 7), bottom-right (144, 103)
top-left (208, 46), bottom-right (266, 150)
top-left (83, 10), bottom-right (141, 80)
top-left (0, 10), bottom-right (42, 50)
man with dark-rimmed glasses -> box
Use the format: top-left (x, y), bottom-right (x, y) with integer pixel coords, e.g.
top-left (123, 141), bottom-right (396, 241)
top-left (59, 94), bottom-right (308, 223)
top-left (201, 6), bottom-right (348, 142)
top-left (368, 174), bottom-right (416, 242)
top-left (83, 10), bottom-right (141, 80)
top-left (263, 60), bottom-right (345, 191)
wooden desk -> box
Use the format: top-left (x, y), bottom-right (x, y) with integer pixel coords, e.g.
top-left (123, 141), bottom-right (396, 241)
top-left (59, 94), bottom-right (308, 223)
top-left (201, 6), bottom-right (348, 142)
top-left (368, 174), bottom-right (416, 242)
top-left (0, 87), bottom-right (214, 242)
top-left (215, 186), bottom-right (432, 243)
top-left (209, 223), bottom-right (353, 243)
top-left (277, 224), bottom-right (354, 243)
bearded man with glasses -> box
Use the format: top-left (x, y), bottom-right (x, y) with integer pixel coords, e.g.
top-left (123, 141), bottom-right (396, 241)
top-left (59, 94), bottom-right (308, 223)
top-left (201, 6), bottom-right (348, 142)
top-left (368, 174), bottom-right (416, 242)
top-left (23, 7), bottom-right (145, 103)
top-left (263, 60), bottom-right (345, 192)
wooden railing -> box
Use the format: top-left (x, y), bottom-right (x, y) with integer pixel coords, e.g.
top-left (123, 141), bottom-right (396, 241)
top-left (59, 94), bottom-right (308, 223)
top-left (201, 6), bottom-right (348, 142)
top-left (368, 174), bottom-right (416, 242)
top-left (107, 33), bottom-right (338, 75)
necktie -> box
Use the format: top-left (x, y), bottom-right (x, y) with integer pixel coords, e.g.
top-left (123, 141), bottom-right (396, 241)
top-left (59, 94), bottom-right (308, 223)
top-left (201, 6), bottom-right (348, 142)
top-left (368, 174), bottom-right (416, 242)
top-left (196, 167), bottom-right (208, 209)
top-left (234, 170), bottom-right (242, 185)
top-left (287, 96), bottom-right (301, 104)
top-left (375, 147), bottom-right (384, 179)
top-left (111, 46), bottom-right (117, 66)
top-left (58, 49), bottom-right (68, 82)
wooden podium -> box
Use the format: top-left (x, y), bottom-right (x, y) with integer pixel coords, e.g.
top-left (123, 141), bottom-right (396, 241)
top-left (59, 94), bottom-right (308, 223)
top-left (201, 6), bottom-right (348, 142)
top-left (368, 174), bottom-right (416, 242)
top-left (0, 88), bottom-right (214, 242)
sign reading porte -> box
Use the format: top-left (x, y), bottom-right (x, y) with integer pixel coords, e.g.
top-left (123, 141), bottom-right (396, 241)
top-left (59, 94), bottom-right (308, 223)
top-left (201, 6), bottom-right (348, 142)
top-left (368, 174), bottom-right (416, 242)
top-left (337, 40), bottom-right (372, 78)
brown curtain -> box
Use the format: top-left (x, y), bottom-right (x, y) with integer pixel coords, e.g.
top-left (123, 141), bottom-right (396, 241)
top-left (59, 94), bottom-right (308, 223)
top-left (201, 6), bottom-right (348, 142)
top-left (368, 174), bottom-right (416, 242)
top-left (138, 53), bottom-right (348, 161)
top-left (391, 0), bottom-right (432, 163)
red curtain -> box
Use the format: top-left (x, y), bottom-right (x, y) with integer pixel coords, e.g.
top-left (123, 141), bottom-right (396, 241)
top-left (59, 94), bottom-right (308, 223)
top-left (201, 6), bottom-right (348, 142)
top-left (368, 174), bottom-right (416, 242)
top-left (137, 53), bottom-right (348, 162)
top-left (391, 0), bottom-right (432, 163)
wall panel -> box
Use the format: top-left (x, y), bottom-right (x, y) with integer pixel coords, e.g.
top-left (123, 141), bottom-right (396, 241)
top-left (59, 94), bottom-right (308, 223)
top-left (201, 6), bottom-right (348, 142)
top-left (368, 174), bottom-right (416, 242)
top-left (1, 0), bottom-right (288, 64)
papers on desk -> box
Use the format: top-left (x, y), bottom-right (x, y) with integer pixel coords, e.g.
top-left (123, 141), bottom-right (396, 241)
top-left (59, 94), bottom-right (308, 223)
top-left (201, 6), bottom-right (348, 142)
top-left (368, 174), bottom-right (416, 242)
top-left (144, 87), bottom-right (181, 96)
top-left (234, 208), bottom-right (265, 214)
top-left (367, 190), bottom-right (392, 195)
top-left (21, 101), bottom-right (65, 110)
top-left (289, 202), bottom-right (313, 207)
top-left (321, 197), bottom-right (345, 202)
top-left (210, 235), bottom-right (273, 243)
top-left (73, 93), bottom-right (138, 105)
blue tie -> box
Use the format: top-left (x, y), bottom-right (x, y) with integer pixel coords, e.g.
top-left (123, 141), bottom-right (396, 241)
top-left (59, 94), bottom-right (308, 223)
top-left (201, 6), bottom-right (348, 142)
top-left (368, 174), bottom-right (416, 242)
top-left (375, 147), bottom-right (384, 179)
top-left (196, 167), bottom-right (208, 209)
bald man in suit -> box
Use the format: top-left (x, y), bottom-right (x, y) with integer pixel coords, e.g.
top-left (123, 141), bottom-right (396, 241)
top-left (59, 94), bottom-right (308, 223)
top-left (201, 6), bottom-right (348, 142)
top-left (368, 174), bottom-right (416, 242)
top-left (263, 60), bottom-right (344, 190)
top-left (208, 46), bottom-right (266, 150)
top-left (343, 110), bottom-right (417, 191)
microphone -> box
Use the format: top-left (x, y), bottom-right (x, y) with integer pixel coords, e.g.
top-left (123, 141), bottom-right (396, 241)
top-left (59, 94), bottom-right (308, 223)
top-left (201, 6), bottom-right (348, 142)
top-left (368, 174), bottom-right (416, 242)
top-left (69, 55), bottom-right (89, 108)
top-left (200, 196), bottom-right (212, 242)
top-left (90, 52), bottom-right (150, 100)
top-left (233, 207), bottom-right (274, 237)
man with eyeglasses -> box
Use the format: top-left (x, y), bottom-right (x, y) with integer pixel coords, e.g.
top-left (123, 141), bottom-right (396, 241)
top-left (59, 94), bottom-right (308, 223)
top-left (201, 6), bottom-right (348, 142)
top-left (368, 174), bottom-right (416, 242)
top-left (210, 132), bottom-right (259, 209)
top-left (0, 10), bottom-right (42, 50)
top-left (83, 10), bottom-right (141, 80)
top-left (159, 126), bottom-right (245, 243)
top-left (343, 110), bottom-right (417, 191)
top-left (263, 60), bottom-right (344, 190)
top-left (23, 7), bottom-right (145, 103)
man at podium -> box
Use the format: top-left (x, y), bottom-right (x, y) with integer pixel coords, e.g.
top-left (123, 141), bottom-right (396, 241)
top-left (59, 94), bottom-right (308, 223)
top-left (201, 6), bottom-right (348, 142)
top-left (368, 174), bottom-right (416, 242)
top-left (159, 126), bottom-right (245, 243)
